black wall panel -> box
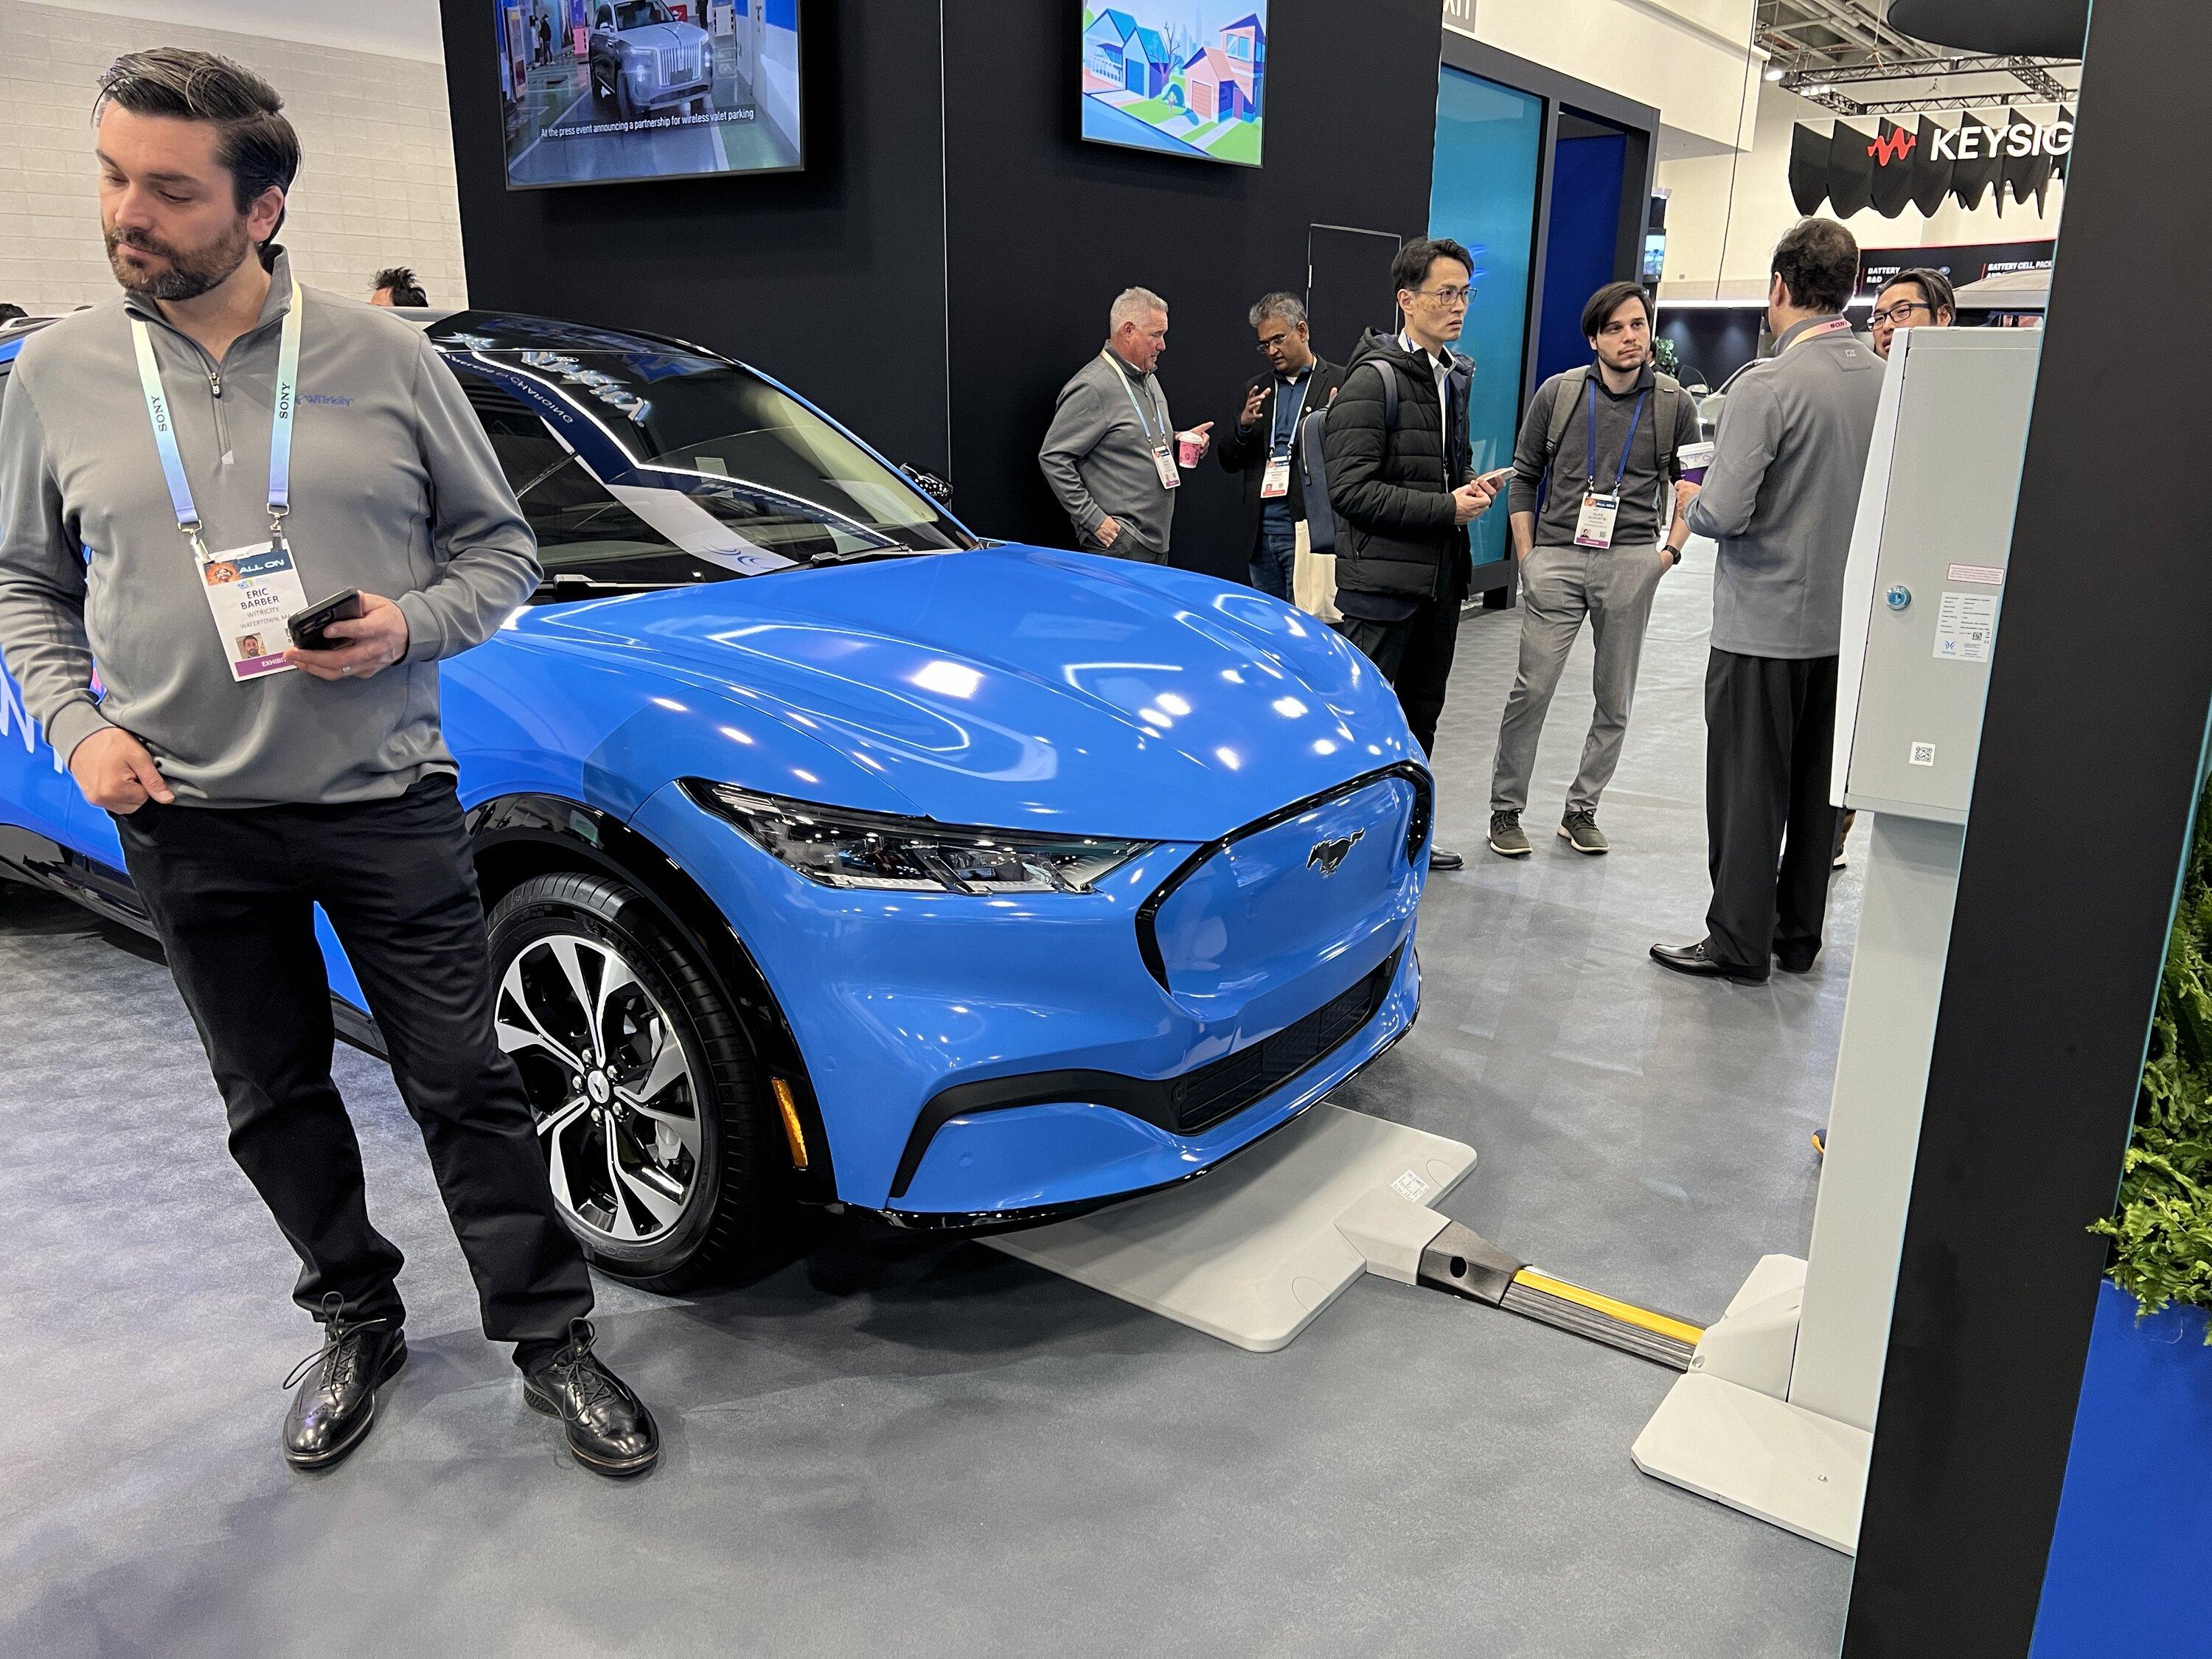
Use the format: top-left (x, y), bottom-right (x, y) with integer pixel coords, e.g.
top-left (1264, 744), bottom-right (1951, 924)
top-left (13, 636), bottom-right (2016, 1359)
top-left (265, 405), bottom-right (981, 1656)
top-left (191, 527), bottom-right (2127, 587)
top-left (443, 0), bottom-right (1441, 569)
top-left (439, 0), bottom-right (954, 479)
top-left (939, 0), bottom-right (1441, 572)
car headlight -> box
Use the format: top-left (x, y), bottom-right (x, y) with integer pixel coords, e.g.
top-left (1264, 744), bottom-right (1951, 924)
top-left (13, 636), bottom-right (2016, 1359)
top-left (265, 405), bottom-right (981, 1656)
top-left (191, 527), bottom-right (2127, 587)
top-left (686, 782), bottom-right (1153, 895)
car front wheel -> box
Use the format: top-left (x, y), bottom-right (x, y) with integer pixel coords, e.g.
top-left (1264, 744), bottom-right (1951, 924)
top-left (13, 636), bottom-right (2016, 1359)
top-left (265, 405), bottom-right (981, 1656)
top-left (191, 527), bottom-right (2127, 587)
top-left (488, 871), bottom-right (776, 1292)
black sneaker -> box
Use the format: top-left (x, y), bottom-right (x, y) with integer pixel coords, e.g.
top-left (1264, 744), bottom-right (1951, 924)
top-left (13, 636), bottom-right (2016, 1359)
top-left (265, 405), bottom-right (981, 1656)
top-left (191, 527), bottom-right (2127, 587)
top-left (1559, 810), bottom-right (1610, 855)
top-left (1488, 811), bottom-right (1531, 858)
top-left (282, 1292), bottom-right (407, 1472)
top-left (524, 1319), bottom-right (660, 1478)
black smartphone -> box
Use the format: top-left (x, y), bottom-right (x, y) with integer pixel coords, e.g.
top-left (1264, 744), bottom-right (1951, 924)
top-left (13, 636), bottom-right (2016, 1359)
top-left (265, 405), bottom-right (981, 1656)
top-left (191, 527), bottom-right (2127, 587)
top-left (286, 589), bottom-right (363, 653)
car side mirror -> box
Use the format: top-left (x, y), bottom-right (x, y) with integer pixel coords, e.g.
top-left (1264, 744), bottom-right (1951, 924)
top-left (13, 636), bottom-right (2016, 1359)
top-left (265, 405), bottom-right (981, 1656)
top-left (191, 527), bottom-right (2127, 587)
top-left (901, 464), bottom-right (953, 506)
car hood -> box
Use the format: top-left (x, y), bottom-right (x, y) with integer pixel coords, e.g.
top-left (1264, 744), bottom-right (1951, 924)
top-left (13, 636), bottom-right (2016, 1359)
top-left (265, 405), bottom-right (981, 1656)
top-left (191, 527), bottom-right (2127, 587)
top-left (619, 21), bottom-right (700, 49)
top-left (531, 544), bottom-right (1421, 843)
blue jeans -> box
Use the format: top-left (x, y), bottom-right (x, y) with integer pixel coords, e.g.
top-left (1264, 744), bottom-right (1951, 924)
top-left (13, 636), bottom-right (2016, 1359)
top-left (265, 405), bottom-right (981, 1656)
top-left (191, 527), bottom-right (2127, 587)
top-left (1250, 514), bottom-right (1296, 600)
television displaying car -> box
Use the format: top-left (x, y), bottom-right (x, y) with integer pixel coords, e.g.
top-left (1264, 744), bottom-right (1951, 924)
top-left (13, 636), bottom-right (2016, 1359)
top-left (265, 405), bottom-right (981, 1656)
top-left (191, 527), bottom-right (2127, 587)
top-left (0, 309), bottom-right (1431, 1291)
top-left (498, 0), bottom-right (802, 189)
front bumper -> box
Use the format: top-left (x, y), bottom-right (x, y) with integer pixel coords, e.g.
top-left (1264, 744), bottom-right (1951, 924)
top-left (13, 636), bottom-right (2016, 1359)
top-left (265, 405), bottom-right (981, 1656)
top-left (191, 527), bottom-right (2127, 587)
top-left (630, 765), bottom-right (1428, 1217)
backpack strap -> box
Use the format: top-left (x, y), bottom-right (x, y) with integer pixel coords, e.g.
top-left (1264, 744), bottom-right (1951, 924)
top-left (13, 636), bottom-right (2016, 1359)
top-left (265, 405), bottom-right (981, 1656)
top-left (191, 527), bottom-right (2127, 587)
top-left (1652, 371), bottom-right (1685, 481)
top-left (1542, 366), bottom-right (1590, 470)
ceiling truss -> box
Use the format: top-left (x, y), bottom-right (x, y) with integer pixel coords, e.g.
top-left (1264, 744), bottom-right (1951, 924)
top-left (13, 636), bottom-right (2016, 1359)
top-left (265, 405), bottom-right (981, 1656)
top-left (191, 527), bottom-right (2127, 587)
top-left (1759, 1), bottom-right (2080, 116)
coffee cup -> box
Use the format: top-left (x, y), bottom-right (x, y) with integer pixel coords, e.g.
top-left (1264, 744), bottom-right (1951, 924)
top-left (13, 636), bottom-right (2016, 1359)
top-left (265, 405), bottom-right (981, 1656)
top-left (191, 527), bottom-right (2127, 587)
top-left (1175, 430), bottom-right (1206, 467)
top-left (1678, 441), bottom-right (1716, 485)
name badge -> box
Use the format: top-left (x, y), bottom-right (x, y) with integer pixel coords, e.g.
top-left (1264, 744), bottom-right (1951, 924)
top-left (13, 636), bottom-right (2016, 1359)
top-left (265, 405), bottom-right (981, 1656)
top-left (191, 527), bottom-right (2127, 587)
top-left (1574, 492), bottom-right (1620, 550)
top-left (1153, 443), bottom-right (1181, 490)
top-left (200, 542), bottom-right (309, 682)
top-left (1262, 456), bottom-right (1292, 499)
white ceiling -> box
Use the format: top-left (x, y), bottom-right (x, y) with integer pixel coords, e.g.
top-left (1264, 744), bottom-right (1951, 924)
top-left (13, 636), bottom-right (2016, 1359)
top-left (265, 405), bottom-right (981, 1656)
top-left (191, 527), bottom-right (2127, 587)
top-left (34, 0), bottom-right (447, 63)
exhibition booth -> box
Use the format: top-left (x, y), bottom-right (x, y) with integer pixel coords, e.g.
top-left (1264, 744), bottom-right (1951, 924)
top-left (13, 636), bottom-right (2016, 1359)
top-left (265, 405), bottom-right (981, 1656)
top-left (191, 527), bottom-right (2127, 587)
top-left (0, 1), bottom-right (2206, 1655)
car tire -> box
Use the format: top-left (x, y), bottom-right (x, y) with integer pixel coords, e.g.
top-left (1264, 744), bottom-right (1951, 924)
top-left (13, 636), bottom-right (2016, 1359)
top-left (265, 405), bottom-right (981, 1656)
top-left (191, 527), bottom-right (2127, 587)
top-left (487, 871), bottom-right (778, 1293)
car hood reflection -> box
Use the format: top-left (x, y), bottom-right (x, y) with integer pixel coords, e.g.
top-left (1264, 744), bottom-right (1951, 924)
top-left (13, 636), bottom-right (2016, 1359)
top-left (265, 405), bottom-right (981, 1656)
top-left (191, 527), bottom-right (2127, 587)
top-left (531, 543), bottom-right (1418, 841)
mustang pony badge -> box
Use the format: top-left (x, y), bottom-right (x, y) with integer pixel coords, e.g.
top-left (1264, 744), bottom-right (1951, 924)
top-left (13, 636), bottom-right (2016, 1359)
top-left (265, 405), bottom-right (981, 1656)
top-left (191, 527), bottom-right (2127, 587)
top-left (1307, 830), bottom-right (1363, 876)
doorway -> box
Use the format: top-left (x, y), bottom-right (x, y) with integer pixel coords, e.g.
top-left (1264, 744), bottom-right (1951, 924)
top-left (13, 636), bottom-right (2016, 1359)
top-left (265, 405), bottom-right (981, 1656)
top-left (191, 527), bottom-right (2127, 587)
top-left (1304, 224), bottom-right (1402, 367)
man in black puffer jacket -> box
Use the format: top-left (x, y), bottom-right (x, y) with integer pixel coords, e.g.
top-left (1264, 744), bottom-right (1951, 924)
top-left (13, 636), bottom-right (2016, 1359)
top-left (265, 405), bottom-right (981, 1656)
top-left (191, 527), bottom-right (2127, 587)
top-left (1323, 237), bottom-right (1498, 869)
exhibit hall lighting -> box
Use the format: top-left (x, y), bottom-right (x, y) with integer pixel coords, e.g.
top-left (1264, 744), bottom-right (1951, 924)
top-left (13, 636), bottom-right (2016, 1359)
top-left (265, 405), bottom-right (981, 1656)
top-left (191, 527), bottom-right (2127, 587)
top-left (1632, 328), bottom-right (2044, 1554)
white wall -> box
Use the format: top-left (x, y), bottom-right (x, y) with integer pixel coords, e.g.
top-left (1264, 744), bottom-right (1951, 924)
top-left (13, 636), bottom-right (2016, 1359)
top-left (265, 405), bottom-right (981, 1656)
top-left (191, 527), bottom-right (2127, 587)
top-left (0, 0), bottom-right (464, 315)
top-left (1447, 0), bottom-right (1764, 158)
top-left (1657, 84), bottom-right (2066, 298)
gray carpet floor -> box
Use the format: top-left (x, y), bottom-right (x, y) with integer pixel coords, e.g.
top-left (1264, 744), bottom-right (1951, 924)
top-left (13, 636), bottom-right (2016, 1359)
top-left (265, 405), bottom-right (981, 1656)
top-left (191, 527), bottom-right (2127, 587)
top-left (0, 543), bottom-right (1857, 1657)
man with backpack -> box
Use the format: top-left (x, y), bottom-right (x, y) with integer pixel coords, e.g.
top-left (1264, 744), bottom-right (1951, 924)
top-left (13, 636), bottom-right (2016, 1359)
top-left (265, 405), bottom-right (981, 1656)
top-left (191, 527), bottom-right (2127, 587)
top-left (1321, 237), bottom-right (1496, 870)
top-left (1486, 282), bottom-right (1700, 858)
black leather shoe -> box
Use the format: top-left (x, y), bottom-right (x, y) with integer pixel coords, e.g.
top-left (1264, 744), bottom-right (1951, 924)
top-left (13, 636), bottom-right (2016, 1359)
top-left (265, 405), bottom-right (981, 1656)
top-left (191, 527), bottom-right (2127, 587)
top-left (282, 1293), bottom-right (407, 1471)
top-left (1649, 940), bottom-right (1769, 984)
top-left (524, 1319), bottom-right (659, 1478)
top-left (1428, 846), bottom-right (1466, 872)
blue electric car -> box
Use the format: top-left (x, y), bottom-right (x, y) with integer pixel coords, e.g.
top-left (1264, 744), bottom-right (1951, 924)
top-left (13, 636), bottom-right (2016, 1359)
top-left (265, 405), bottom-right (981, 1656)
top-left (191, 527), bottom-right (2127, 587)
top-left (0, 309), bottom-right (1431, 1288)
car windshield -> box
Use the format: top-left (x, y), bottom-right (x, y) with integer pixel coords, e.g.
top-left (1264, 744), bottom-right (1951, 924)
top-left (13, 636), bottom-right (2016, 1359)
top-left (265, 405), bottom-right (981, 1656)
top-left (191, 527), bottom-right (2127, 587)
top-left (446, 341), bottom-right (973, 593)
top-left (611, 2), bottom-right (669, 27)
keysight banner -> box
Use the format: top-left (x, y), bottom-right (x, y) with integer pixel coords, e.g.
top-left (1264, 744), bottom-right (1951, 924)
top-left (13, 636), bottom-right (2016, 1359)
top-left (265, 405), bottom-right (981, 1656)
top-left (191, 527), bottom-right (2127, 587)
top-left (1790, 109), bottom-right (2073, 221)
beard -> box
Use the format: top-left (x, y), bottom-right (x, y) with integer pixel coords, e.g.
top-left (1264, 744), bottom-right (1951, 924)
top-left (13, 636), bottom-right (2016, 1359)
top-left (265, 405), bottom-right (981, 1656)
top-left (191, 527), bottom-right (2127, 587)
top-left (105, 218), bottom-right (254, 302)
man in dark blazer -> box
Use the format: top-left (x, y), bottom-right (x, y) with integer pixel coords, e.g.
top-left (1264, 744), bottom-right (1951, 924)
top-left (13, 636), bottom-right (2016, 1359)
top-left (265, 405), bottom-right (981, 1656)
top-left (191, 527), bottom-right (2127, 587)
top-left (1217, 293), bottom-right (1346, 600)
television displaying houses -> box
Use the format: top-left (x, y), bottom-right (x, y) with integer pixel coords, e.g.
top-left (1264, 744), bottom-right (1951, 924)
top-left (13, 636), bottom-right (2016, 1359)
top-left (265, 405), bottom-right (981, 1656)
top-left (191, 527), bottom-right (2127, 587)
top-left (1080, 3), bottom-right (1267, 168)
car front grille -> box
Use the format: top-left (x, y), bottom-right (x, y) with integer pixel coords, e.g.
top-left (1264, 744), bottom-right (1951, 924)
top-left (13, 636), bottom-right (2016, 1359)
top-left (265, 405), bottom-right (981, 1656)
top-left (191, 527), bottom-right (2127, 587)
top-left (1169, 950), bottom-right (1399, 1134)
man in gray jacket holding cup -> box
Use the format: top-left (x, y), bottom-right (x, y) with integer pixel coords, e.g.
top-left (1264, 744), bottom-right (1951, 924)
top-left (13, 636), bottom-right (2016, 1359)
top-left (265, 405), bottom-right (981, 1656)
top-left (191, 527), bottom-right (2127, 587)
top-left (1652, 218), bottom-right (1883, 984)
top-left (1040, 286), bottom-right (1211, 565)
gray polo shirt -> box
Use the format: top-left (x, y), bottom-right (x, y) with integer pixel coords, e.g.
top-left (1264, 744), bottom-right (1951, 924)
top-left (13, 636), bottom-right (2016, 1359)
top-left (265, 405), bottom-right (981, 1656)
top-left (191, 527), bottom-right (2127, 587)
top-left (1037, 349), bottom-right (1178, 554)
top-left (1686, 316), bottom-right (1884, 658)
top-left (0, 250), bottom-right (540, 807)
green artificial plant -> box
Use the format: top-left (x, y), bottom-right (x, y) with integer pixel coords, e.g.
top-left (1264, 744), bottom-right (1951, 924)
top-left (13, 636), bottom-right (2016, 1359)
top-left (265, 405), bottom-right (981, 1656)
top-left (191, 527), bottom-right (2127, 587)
top-left (2091, 776), bottom-right (2212, 1338)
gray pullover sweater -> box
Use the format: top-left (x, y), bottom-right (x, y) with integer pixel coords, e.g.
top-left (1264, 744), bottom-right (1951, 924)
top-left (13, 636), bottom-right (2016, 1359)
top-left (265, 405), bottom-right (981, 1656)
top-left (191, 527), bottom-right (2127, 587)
top-left (0, 251), bottom-right (540, 807)
top-left (1509, 362), bottom-right (1703, 550)
top-left (1686, 316), bottom-right (1883, 658)
top-left (1037, 349), bottom-right (1179, 554)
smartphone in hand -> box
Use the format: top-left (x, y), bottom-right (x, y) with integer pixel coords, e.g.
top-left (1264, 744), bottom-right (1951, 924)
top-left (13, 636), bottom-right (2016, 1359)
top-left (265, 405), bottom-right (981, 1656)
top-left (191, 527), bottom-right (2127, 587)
top-left (286, 589), bottom-right (364, 653)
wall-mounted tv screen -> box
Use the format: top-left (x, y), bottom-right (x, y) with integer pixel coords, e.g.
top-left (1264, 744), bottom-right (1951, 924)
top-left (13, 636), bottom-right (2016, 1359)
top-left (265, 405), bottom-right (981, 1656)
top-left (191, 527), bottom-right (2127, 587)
top-left (1080, 4), bottom-right (1267, 168)
top-left (495, 0), bottom-right (802, 189)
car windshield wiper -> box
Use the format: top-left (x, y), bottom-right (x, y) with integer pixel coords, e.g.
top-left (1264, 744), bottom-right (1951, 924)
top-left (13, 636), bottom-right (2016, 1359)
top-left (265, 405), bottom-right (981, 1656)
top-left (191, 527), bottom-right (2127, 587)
top-left (797, 546), bottom-right (942, 568)
top-left (531, 573), bottom-right (688, 601)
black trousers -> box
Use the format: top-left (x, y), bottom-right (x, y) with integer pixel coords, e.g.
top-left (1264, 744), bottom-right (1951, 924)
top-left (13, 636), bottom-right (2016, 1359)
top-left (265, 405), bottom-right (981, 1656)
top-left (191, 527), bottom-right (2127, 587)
top-left (1335, 595), bottom-right (1462, 756)
top-left (1703, 649), bottom-right (1841, 970)
top-left (116, 775), bottom-right (592, 1342)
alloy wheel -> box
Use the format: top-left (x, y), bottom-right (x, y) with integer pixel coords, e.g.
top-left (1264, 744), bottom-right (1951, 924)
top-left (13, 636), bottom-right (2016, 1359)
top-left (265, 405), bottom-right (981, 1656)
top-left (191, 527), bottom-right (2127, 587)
top-left (494, 933), bottom-right (703, 1246)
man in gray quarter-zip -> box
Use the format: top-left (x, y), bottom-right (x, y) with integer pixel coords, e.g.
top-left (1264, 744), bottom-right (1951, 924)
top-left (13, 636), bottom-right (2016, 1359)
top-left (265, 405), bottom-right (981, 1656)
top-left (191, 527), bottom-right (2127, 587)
top-left (1652, 218), bottom-right (1883, 987)
top-left (0, 49), bottom-right (659, 1478)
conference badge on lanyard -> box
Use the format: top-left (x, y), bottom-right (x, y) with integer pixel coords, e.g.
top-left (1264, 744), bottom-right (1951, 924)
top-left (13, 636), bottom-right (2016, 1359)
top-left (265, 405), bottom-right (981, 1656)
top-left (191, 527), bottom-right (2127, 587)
top-left (1260, 375), bottom-right (1310, 500)
top-left (1107, 351), bottom-right (1180, 491)
top-left (131, 282), bottom-right (311, 683)
top-left (1574, 379), bottom-right (1647, 550)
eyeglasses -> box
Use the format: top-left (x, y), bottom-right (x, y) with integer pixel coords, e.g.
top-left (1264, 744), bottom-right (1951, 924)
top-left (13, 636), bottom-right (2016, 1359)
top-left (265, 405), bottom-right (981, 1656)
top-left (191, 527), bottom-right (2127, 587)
top-left (1256, 334), bottom-right (1293, 353)
top-left (1870, 300), bottom-right (1932, 327)
top-left (1413, 286), bottom-right (1475, 306)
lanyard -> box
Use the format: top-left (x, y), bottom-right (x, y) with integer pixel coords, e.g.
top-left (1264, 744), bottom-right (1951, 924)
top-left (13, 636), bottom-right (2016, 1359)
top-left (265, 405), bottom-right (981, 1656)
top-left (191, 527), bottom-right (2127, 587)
top-left (131, 279), bottom-right (303, 559)
top-left (1102, 349), bottom-right (1166, 445)
top-left (1271, 372), bottom-right (1312, 458)
top-left (1585, 379), bottom-right (1649, 497)
top-left (1781, 317), bottom-right (1854, 352)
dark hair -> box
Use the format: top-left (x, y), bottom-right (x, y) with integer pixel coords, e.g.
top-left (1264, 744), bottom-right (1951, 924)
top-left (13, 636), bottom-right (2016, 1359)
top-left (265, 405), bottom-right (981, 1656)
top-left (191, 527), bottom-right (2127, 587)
top-left (1770, 218), bottom-right (1859, 315)
top-left (94, 49), bottom-right (299, 247)
top-left (1581, 281), bottom-right (1652, 341)
top-left (372, 266), bottom-right (428, 306)
top-left (1879, 266), bottom-right (1956, 318)
top-left (1391, 236), bottom-right (1475, 295)
top-left (0, 303), bottom-right (26, 324)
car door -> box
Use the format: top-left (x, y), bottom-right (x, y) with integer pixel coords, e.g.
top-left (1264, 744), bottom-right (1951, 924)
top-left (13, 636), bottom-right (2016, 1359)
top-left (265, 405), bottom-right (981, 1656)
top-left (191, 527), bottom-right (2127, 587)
top-left (0, 363), bottom-right (111, 859)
